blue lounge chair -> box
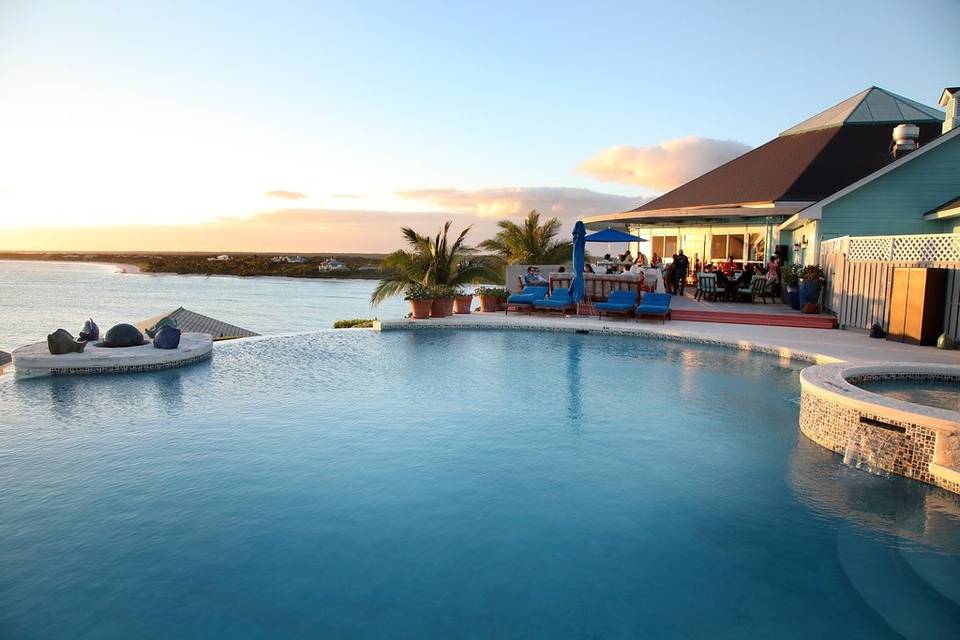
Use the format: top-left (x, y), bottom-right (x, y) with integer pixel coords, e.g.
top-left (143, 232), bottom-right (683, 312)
top-left (594, 289), bottom-right (638, 320)
top-left (505, 286), bottom-right (548, 314)
top-left (533, 288), bottom-right (575, 315)
top-left (635, 292), bottom-right (672, 323)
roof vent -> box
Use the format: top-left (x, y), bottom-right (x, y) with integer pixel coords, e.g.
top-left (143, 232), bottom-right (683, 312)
top-left (892, 123), bottom-right (919, 159)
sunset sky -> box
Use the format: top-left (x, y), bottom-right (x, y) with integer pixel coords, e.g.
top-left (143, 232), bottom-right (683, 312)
top-left (1, 0), bottom-right (956, 253)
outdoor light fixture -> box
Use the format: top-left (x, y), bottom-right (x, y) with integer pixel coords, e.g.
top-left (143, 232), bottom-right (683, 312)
top-left (801, 235), bottom-right (809, 248)
top-left (793, 241), bottom-right (802, 253)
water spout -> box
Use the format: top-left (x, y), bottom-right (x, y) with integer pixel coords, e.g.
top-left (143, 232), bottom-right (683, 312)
top-left (843, 421), bottom-right (905, 477)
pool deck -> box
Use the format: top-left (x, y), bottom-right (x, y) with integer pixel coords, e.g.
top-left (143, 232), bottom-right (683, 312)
top-left (375, 312), bottom-right (960, 366)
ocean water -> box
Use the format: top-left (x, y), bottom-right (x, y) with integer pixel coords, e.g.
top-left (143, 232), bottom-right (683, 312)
top-left (2, 329), bottom-right (959, 638)
top-left (0, 260), bottom-right (407, 350)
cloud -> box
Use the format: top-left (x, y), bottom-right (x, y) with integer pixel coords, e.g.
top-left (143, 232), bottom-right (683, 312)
top-left (1, 209), bottom-right (507, 254)
top-left (264, 190), bottom-right (308, 200)
top-left (0, 187), bottom-right (646, 253)
top-left (577, 136), bottom-right (751, 191)
top-left (396, 186), bottom-right (639, 219)
top-left (333, 193), bottom-right (363, 199)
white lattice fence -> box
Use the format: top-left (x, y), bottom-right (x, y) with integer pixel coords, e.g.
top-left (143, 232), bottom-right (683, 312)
top-left (845, 233), bottom-right (960, 262)
top-left (819, 233), bottom-right (960, 340)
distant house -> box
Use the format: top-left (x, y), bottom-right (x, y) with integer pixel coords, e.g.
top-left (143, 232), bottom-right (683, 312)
top-left (318, 258), bottom-right (348, 272)
top-left (206, 254), bottom-right (231, 262)
top-left (271, 255), bottom-right (308, 264)
top-left (585, 86), bottom-right (950, 266)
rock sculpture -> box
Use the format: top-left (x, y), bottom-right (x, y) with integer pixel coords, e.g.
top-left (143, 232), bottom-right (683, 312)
top-left (79, 318), bottom-right (99, 342)
top-left (152, 325), bottom-right (181, 350)
top-left (145, 316), bottom-right (177, 339)
top-left (98, 323), bottom-right (146, 348)
top-left (47, 329), bottom-right (87, 355)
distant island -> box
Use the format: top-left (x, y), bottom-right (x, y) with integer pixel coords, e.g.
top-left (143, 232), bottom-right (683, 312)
top-left (0, 252), bottom-right (386, 279)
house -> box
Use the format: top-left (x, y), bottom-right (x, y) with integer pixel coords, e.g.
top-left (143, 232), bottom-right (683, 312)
top-left (585, 87), bottom-right (948, 267)
top-left (271, 255), bottom-right (308, 264)
top-left (206, 254), bottom-right (231, 262)
top-left (317, 258), bottom-right (348, 272)
top-left (781, 106), bottom-right (960, 263)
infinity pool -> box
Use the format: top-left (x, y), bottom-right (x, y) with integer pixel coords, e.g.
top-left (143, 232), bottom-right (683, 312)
top-left (2, 330), bottom-right (959, 638)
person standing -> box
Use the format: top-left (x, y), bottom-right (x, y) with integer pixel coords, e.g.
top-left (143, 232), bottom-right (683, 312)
top-left (673, 250), bottom-right (690, 295)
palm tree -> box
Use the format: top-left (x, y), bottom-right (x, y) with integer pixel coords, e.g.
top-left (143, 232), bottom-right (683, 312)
top-left (370, 221), bottom-right (496, 304)
top-left (478, 210), bottom-right (572, 279)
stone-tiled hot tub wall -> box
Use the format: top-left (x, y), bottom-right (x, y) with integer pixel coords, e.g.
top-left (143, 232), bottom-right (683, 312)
top-left (799, 365), bottom-right (960, 495)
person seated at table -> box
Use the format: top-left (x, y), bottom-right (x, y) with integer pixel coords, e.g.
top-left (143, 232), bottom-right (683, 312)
top-left (715, 268), bottom-right (729, 285)
top-left (651, 252), bottom-right (663, 267)
top-left (721, 256), bottom-right (736, 276)
top-left (629, 260), bottom-right (645, 275)
top-left (583, 263), bottom-right (595, 274)
top-left (557, 265), bottom-right (566, 273)
top-left (737, 265), bottom-right (754, 287)
top-left (622, 250), bottom-right (633, 264)
top-left (703, 262), bottom-right (715, 273)
top-left (636, 252), bottom-right (648, 268)
top-left (523, 266), bottom-right (548, 286)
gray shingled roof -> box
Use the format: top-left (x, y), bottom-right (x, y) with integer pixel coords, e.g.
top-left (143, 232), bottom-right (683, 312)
top-left (136, 307), bottom-right (259, 341)
top-left (0, 350), bottom-right (10, 367)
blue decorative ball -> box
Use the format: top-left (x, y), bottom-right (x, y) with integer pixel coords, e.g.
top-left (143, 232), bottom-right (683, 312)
top-left (152, 325), bottom-right (181, 350)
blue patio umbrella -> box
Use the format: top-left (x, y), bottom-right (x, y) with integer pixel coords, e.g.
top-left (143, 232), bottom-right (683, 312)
top-left (583, 227), bottom-right (645, 243)
top-left (570, 221), bottom-right (586, 302)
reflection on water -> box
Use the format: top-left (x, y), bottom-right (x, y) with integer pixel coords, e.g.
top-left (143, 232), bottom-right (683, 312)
top-left (788, 435), bottom-right (960, 553)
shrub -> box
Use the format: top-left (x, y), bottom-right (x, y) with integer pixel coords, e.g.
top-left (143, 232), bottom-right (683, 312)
top-left (474, 286), bottom-right (509, 299)
top-left (431, 284), bottom-right (459, 299)
top-left (801, 264), bottom-right (825, 280)
top-left (333, 319), bottom-right (374, 329)
top-left (781, 264), bottom-right (802, 287)
top-left (404, 283), bottom-right (434, 301)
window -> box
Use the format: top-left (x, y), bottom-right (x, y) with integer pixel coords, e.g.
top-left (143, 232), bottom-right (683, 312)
top-left (711, 234), bottom-right (728, 260)
top-left (711, 233), bottom-right (745, 261)
top-left (651, 235), bottom-right (677, 259)
top-left (728, 235), bottom-right (744, 260)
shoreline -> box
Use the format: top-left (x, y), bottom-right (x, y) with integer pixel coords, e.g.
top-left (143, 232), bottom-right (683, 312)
top-left (0, 258), bottom-right (385, 283)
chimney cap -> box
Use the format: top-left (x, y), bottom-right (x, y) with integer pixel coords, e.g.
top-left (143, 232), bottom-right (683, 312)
top-left (940, 87), bottom-right (960, 106)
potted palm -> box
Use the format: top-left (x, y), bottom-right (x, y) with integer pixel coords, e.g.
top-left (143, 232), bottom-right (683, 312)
top-left (799, 264), bottom-right (825, 307)
top-left (782, 264), bottom-right (802, 310)
top-left (370, 222), bottom-right (498, 311)
top-left (475, 286), bottom-right (508, 312)
top-left (405, 284), bottom-right (434, 319)
top-left (453, 287), bottom-right (474, 314)
top-left (431, 285), bottom-right (456, 317)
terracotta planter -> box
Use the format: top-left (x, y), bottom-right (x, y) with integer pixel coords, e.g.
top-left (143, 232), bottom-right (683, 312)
top-left (479, 295), bottom-right (499, 312)
top-left (431, 298), bottom-right (454, 317)
top-left (454, 294), bottom-right (473, 314)
top-left (410, 299), bottom-right (433, 319)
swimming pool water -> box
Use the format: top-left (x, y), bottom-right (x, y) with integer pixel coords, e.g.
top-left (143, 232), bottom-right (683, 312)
top-left (2, 330), bottom-right (959, 638)
top-left (857, 378), bottom-right (960, 413)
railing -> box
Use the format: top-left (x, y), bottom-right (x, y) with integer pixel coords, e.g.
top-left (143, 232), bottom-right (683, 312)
top-left (549, 273), bottom-right (644, 302)
top-left (819, 234), bottom-right (960, 340)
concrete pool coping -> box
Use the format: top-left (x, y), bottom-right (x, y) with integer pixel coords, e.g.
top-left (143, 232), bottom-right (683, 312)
top-left (374, 312), bottom-right (960, 366)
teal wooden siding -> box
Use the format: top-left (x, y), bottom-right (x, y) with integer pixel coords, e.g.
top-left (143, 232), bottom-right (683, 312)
top-left (819, 136), bottom-right (960, 238)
